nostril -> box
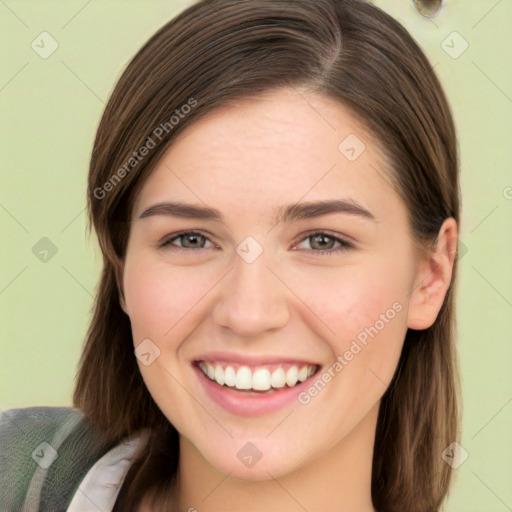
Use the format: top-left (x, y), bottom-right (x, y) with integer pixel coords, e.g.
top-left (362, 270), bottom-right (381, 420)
top-left (413, 0), bottom-right (445, 18)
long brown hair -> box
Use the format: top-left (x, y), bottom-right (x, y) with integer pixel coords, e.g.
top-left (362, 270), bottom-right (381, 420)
top-left (73, 0), bottom-right (461, 510)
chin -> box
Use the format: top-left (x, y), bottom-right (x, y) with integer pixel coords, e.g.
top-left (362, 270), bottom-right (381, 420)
top-left (193, 434), bottom-right (313, 482)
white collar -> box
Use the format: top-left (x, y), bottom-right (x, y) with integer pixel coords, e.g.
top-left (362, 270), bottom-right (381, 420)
top-left (67, 434), bottom-right (145, 512)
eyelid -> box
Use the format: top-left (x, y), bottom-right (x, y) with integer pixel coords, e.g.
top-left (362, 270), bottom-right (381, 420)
top-left (304, 230), bottom-right (352, 243)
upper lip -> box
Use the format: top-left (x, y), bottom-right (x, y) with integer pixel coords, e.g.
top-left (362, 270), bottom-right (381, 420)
top-left (193, 351), bottom-right (319, 367)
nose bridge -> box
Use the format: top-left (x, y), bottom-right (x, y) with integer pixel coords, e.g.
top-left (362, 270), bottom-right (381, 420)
top-left (211, 237), bottom-right (290, 336)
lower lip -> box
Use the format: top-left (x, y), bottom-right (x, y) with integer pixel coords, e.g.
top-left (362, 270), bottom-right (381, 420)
top-left (194, 365), bottom-right (317, 417)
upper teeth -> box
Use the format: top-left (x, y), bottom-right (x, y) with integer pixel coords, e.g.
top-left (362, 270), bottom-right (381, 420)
top-left (198, 362), bottom-right (316, 391)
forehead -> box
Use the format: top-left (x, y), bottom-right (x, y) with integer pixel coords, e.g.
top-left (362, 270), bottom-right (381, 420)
top-left (165, 88), bottom-right (368, 171)
top-left (132, 88), bottom-right (400, 223)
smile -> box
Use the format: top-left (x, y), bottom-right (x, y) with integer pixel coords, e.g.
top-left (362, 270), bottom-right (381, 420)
top-left (197, 361), bottom-right (318, 392)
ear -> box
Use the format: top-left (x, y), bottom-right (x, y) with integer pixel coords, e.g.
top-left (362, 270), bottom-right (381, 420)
top-left (407, 218), bottom-right (458, 330)
top-left (115, 260), bottom-right (129, 315)
top-left (120, 293), bottom-right (128, 315)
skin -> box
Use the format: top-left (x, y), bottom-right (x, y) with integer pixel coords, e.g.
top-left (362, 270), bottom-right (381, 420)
top-left (120, 87), bottom-right (458, 512)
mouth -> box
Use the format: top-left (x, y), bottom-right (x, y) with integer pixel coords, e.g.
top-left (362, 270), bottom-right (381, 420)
top-left (196, 361), bottom-right (318, 393)
top-left (192, 357), bottom-right (321, 416)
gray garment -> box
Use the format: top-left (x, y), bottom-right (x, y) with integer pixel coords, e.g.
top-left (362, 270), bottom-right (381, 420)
top-left (0, 406), bottom-right (117, 511)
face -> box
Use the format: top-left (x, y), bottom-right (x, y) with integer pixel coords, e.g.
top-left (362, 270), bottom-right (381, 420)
top-left (122, 87), bottom-right (421, 480)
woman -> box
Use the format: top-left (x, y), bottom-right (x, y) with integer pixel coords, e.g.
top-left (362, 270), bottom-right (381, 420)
top-left (0, 0), bottom-right (461, 510)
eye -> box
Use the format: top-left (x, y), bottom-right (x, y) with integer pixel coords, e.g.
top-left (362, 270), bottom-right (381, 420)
top-left (158, 231), bottom-right (216, 252)
top-left (158, 230), bottom-right (354, 256)
top-left (293, 231), bottom-right (354, 256)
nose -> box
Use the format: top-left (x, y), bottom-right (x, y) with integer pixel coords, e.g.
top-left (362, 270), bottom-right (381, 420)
top-left (211, 245), bottom-right (291, 338)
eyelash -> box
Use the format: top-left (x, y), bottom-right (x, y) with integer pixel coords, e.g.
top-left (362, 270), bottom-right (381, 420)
top-left (158, 230), bottom-right (354, 256)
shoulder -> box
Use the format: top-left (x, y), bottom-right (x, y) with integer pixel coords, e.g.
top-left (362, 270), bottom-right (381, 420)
top-left (0, 406), bottom-right (89, 464)
top-left (0, 406), bottom-right (88, 466)
top-left (0, 406), bottom-right (113, 511)
top-left (0, 405), bottom-right (84, 432)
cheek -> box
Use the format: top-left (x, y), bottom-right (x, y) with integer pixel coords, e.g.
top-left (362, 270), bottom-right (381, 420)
top-left (291, 257), bottom-right (409, 398)
top-left (123, 255), bottom-right (216, 342)
top-left (291, 257), bottom-right (409, 340)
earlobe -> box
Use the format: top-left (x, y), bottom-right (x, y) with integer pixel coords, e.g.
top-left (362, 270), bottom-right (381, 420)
top-left (116, 263), bottom-right (128, 315)
top-left (119, 293), bottom-right (128, 315)
top-left (406, 218), bottom-right (458, 330)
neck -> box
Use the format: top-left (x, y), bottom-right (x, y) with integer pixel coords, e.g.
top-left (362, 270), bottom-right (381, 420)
top-left (176, 402), bottom-right (379, 512)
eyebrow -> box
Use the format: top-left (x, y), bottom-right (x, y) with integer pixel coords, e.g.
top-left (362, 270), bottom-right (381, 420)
top-left (138, 199), bottom-right (377, 224)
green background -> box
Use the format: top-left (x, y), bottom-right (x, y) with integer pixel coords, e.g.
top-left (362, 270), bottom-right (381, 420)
top-left (1, 1), bottom-right (511, 510)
